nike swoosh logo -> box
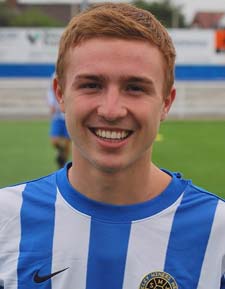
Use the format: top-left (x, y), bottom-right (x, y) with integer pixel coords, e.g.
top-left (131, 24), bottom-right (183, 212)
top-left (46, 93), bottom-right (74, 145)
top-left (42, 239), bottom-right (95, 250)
top-left (33, 267), bottom-right (69, 283)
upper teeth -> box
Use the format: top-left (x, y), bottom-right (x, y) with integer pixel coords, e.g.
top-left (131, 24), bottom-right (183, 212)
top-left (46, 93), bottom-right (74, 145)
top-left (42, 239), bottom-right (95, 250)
top-left (95, 129), bottom-right (129, 140)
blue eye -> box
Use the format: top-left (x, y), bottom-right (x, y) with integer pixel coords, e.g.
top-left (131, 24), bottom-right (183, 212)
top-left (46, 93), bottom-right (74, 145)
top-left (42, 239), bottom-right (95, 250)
top-left (80, 83), bottom-right (101, 89)
top-left (127, 84), bottom-right (144, 92)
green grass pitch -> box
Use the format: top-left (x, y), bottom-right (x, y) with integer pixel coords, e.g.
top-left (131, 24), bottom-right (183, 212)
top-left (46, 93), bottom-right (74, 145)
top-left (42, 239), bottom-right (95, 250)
top-left (0, 119), bottom-right (224, 198)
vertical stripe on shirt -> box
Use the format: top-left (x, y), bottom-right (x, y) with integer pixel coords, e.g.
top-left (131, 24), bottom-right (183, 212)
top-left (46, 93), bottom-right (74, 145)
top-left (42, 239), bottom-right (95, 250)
top-left (86, 219), bottom-right (131, 289)
top-left (197, 199), bottom-right (225, 288)
top-left (164, 188), bottom-right (218, 288)
top-left (51, 189), bottom-right (91, 289)
top-left (122, 195), bottom-right (182, 289)
top-left (17, 175), bottom-right (57, 289)
top-left (0, 184), bottom-right (25, 289)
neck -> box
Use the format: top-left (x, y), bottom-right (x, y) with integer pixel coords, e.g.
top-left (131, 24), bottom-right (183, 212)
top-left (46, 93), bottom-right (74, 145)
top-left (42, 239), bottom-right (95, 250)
top-left (68, 156), bottom-right (171, 206)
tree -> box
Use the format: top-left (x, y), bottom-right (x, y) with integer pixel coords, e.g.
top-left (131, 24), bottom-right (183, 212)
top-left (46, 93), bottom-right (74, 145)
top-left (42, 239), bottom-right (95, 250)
top-left (0, 3), bottom-right (16, 26)
top-left (9, 8), bottom-right (63, 27)
top-left (132, 0), bottom-right (187, 28)
top-left (0, 4), bottom-right (63, 27)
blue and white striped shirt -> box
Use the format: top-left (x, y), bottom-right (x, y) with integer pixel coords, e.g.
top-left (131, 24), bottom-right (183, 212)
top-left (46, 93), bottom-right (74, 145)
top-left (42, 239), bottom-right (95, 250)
top-left (0, 163), bottom-right (225, 289)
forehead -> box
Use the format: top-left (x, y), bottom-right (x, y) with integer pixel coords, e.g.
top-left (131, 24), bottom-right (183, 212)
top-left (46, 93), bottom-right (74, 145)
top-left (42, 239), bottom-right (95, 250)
top-left (64, 37), bottom-right (165, 83)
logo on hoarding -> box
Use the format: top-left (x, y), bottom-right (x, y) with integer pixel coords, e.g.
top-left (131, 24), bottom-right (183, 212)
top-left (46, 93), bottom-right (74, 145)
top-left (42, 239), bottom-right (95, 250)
top-left (26, 32), bottom-right (40, 44)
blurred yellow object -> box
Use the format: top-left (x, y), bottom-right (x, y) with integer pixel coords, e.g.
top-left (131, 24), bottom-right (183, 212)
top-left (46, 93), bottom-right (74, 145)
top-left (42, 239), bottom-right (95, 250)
top-left (156, 133), bottom-right (164, 142)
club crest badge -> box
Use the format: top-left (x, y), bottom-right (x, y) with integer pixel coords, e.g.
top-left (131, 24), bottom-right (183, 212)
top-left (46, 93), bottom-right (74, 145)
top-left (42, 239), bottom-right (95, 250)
top-left (139, 271), bottom-right (178, 289)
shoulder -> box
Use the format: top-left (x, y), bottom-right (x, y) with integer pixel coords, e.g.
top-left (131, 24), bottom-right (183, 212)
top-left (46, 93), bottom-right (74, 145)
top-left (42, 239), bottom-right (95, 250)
top-left (187, 182), bottom-right (225, 204)
top-left (166, 170), bottom-right (225, 215)
top-left (182, 181), bottom-right (225, 225)
top-left (164, 169), bottom-right (224, 204)
top-left (0, 183), bottom-right (26, 233)
top-left (0, 172), bottom-right (57, 196)
top-left (0, 172), bottom-right (57, 231)
top-left (188, 185), bottom-right (225, 249)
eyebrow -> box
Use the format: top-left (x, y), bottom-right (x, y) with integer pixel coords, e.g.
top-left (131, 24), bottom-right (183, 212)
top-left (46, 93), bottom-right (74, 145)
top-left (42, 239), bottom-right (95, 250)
top-left (71, 74), bottom-right (104, 89)
top-left (123, 76), bottom-right (157, 95)
top-left (73, 74), bottom-right (105, 82)
top-left (74, 74), bottom-right (154, 83)
top-left (121, 76), bottom-right (155, 86)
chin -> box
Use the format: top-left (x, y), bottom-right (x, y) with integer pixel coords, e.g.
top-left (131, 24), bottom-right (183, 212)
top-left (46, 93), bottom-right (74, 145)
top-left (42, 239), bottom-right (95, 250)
top-left (93, 160), bottom-right (126, 174)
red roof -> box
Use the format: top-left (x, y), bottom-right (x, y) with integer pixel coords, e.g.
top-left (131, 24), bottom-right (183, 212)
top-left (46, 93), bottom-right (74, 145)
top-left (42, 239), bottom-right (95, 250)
top-left (192, 12), bottom-right (225, 28)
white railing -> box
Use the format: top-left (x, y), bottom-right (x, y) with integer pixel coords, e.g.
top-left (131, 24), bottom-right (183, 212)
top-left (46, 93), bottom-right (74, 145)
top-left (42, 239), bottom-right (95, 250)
top-left (0, 79), bottom-right (225, 119)
top-left (172, 81), bottom-right (225, 119)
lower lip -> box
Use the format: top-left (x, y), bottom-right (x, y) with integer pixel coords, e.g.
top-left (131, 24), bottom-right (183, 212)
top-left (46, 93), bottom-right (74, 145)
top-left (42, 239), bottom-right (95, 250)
top-left (94, 134), bottom-right (130, 149)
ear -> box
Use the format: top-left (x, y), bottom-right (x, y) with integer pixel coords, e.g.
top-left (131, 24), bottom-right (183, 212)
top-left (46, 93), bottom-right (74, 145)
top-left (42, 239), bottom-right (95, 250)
top-left (53, 76), bottom-right (65, 113)
top-left (160, 86), bottom-right (176, 121)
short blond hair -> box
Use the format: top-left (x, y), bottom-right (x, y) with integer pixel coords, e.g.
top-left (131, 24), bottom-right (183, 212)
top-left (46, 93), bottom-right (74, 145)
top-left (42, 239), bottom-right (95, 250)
top-left (56, 2), bottom-right (176, 98)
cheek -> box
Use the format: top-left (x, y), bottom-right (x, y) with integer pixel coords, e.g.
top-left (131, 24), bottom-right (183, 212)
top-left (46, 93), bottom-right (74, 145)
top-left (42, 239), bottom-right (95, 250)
top-left (138, 101), bottom-right (162, 123)
top-left (64, 97), bottom-right (95, 130)
top-left (64, 95), bottom-right (83, 117)
top-left (138, 104), bottom-right (163, 139)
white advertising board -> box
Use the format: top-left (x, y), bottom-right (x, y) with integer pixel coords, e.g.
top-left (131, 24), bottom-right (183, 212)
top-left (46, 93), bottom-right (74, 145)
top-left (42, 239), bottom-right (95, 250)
top-left (170, 29), bottom-right (225, 64)
top-left (0, 28), bottom-right (62, 63)
top-left (0, 28), bottom-right (224, 64)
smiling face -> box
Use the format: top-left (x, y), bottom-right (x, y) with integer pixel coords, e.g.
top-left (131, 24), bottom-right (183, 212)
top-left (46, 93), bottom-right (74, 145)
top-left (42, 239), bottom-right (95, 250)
top-left (54, 38), bottom-right (175, 174)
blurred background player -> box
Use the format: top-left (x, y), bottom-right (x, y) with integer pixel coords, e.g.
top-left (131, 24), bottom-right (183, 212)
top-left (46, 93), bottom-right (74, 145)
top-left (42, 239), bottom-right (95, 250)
top-left (47, 74), bottom-right (70, 168)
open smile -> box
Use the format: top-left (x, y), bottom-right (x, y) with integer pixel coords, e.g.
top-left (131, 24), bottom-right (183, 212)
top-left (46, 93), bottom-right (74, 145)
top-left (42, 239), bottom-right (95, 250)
top-left (89, 128), bottom-right (133, 141)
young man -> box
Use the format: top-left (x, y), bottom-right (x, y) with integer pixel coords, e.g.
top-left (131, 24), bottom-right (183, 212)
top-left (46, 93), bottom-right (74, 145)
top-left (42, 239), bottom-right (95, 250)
top-left (47, 73), bottom-right (71, 168)
top-left (0, 3), bottom-right (225, 289)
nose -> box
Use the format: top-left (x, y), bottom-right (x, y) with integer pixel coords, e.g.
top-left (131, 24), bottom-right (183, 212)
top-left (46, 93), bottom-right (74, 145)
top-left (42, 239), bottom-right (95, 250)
top-left (97, 88), bottom-right (127, 121)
